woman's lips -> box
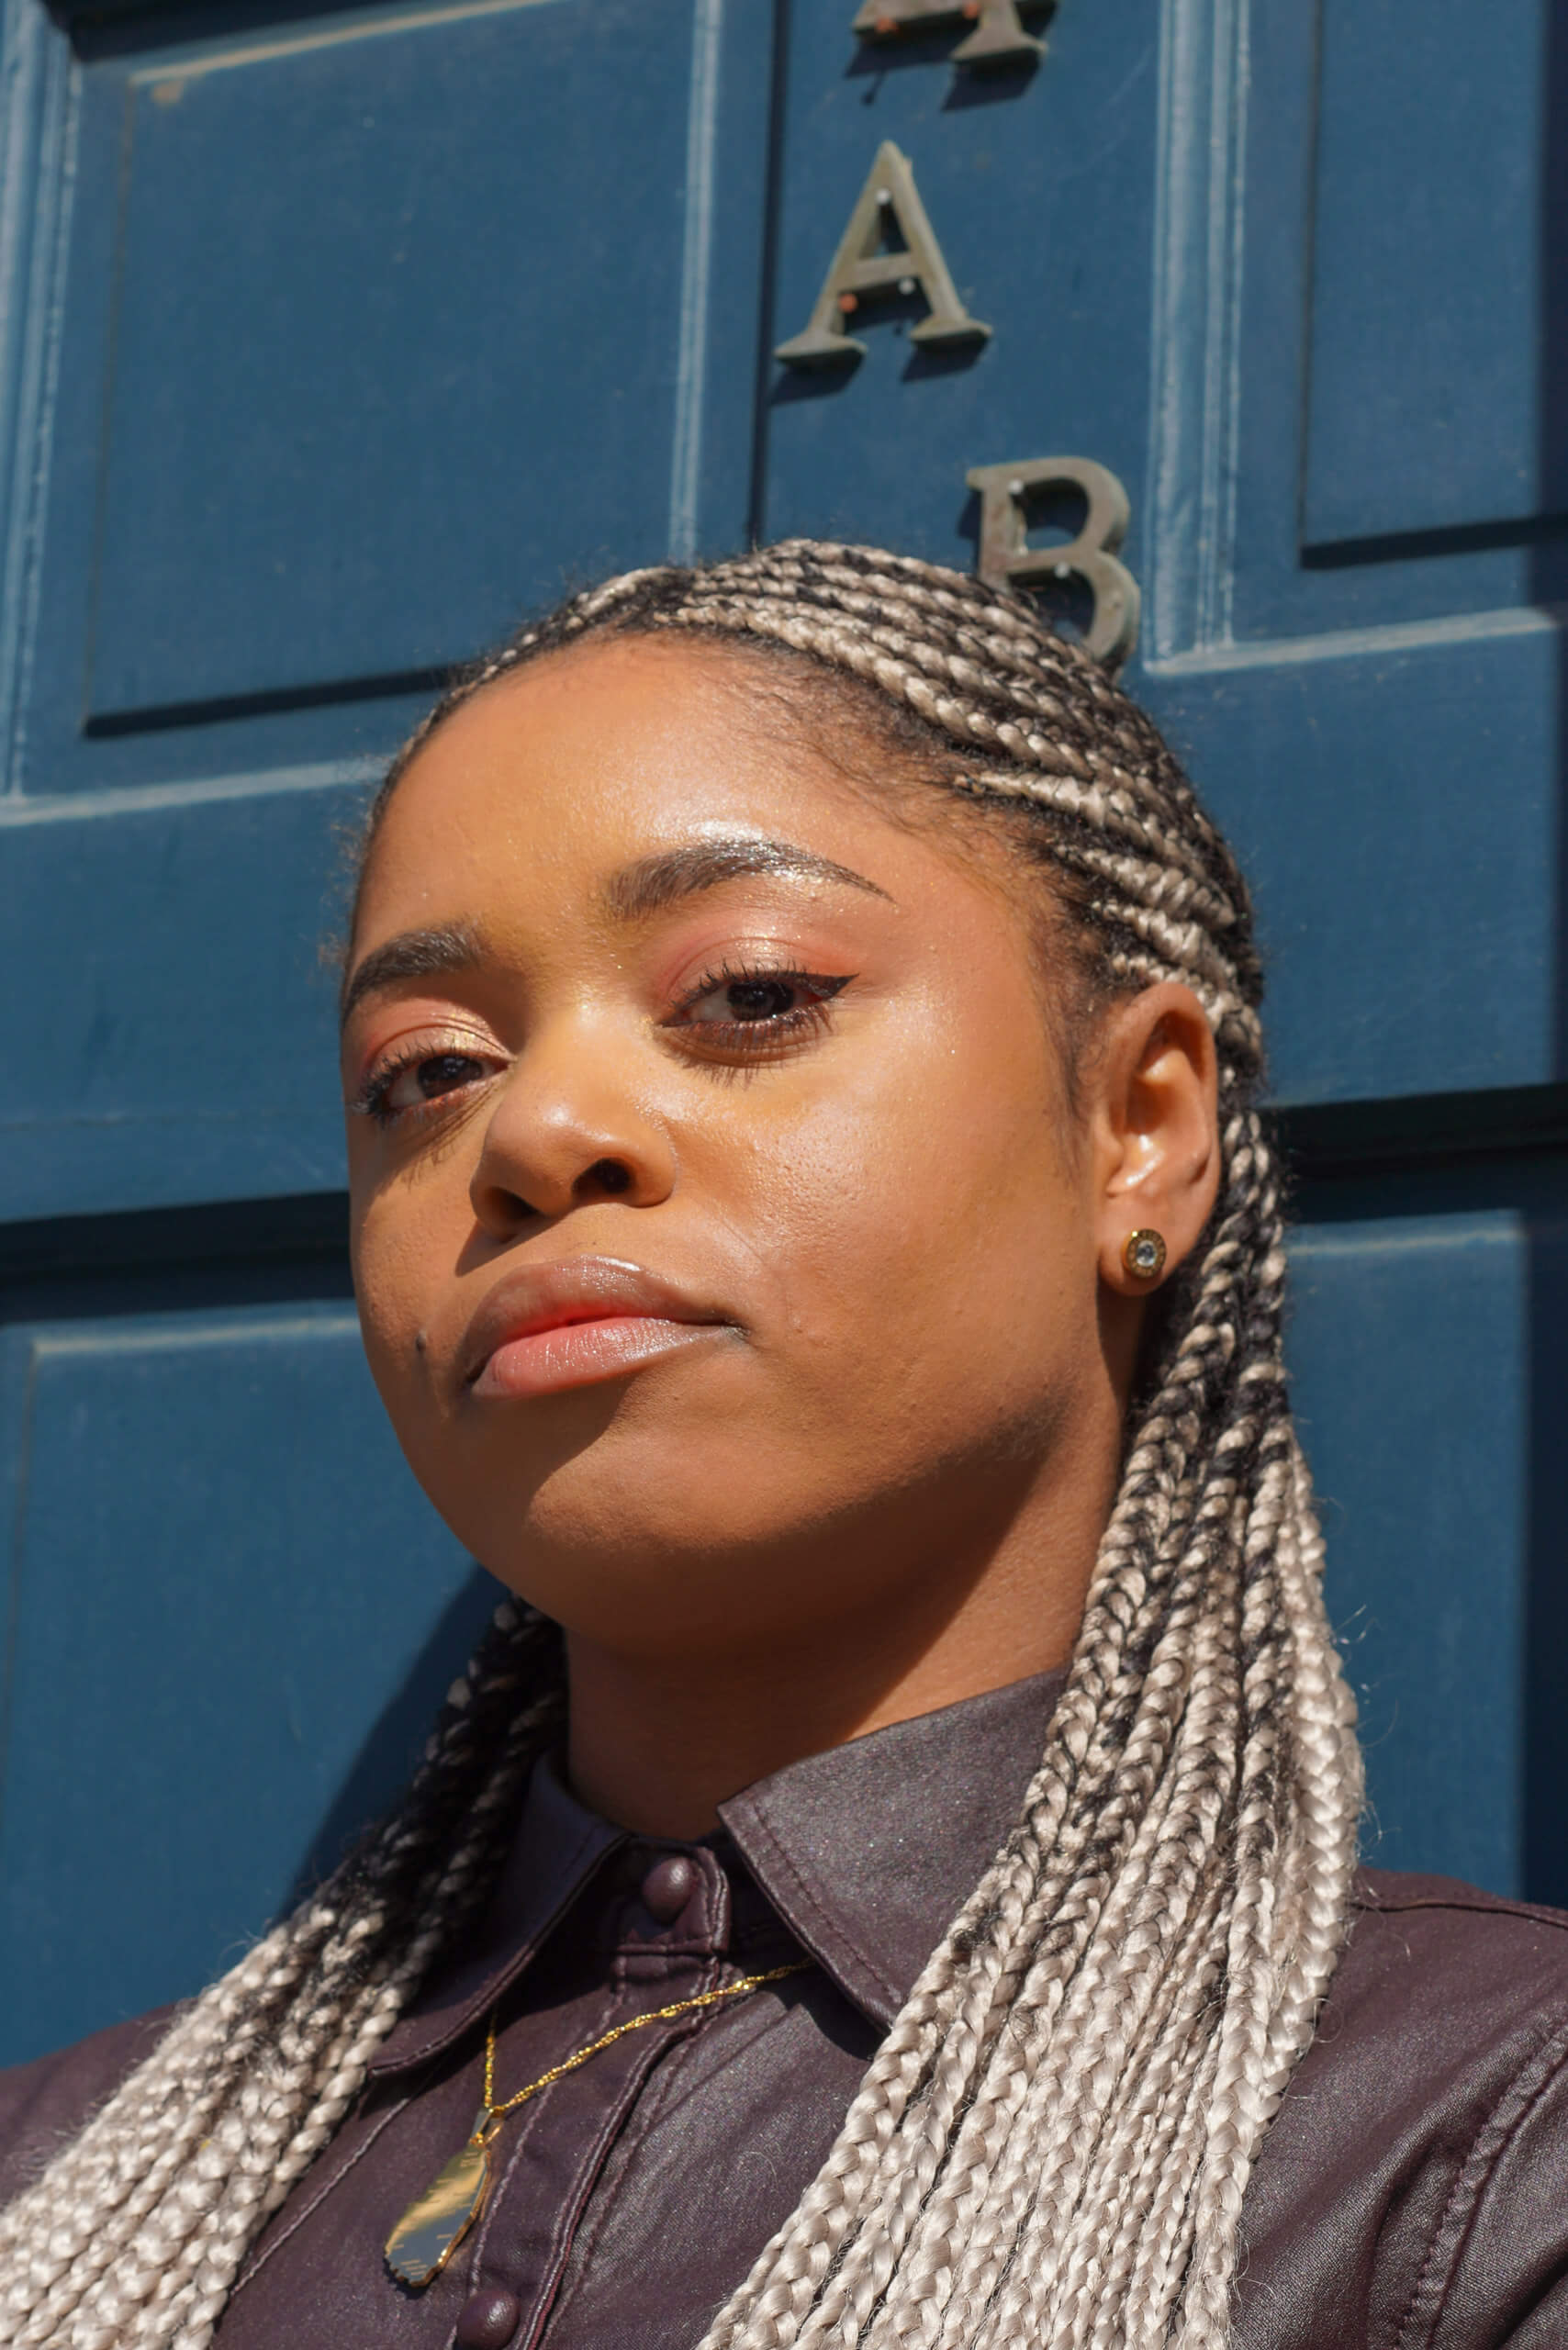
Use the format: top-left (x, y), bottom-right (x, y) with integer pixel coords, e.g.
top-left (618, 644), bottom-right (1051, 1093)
top-left (461, 1257), bottom-right (730, 1401)
top-left (477, 1314), bottom-right (719, 1399)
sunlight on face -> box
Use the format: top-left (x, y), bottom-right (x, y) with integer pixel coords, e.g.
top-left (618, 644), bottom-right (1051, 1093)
top-left (343, 636), bottom-right (1110, 1665)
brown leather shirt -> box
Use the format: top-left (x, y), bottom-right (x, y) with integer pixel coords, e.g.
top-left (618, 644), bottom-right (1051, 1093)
top-left (5, 1671), bottom-right (1568, 2349)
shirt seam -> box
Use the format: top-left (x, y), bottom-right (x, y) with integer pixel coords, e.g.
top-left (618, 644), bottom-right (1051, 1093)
top-left (1354, 1891), bottom-right (1568, 1931)
top-left (485, 1979), bottom-right (718, 2350)
top-left (229, 2088), bottom-right (414, 2300)
top-left (1394, 2014), bottom-right (1568, 2350)
top-left (543, 1963), bottom-right (725, 2321)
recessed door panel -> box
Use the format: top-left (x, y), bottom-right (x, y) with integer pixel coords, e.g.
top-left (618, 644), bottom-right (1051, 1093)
top-left (1302, 0), bottom-right (1559, 550)
top-left (760, 0), bottom-right (1159, 580)
top-left (1138, 616), bottom-right (1564, 1107)
top-left (0, 776), bottom-right (357, 1223)
top-left (0, 1304), bottom-right (490, 2065)
top-left (17, 0), bottom-right (771, 789)
top-left (1288, 1212), bottom-right (1568, 1901)
top-left (84, 0), bottom-right (693, 722)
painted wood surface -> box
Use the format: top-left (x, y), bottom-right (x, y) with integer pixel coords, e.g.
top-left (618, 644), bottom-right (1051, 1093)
top-left (2, 0), bottom-right (1564, 2063)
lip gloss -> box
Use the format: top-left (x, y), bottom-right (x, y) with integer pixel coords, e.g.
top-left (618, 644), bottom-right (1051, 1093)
top-left (473, 1315), bottom-right (722, 1400)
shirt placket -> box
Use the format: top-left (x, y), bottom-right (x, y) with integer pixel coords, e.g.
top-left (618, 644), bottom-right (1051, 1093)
top-left (445, 1844), bottom-right (733, 2350)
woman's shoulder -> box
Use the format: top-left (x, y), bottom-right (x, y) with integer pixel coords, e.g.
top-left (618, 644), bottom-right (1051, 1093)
top-left (1237, 1866), bottom-right (1568, 2348)
top-left (1330, 1863), bottom-right (1568, 2078)
top-left (0, 2005), bottom-right (174, 2208)
top-left (1351, 1860), bottom-right (1568, 1934)
top-left (1340, 1862), bottom-right (1568, 2011)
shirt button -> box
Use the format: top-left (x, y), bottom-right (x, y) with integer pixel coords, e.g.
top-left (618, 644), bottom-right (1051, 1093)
top-left (454, 2288), bottom-right (522, 2347)
top-left (640, 1853), bottom-right (698, 1923)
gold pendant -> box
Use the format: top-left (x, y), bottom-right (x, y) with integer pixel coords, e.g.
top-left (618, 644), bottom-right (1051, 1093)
top-left (385, 2109), bottom-right (496, 2288)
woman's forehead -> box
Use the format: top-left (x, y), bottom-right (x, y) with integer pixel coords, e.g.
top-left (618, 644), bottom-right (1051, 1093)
top-left (355, 635), bottom-right (947, 933)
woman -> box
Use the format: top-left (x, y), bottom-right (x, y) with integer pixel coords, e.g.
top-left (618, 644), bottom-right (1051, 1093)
top-left (2, 542), bottom-right (1565, 2350)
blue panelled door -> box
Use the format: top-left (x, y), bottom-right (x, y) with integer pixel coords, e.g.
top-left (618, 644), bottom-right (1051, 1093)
top-left (3, 0), bottom-right (1564, 2064)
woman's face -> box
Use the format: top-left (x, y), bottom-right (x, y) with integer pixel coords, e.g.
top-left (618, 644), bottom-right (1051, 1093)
top-left (344, 636), bottom-right (1145, 1669)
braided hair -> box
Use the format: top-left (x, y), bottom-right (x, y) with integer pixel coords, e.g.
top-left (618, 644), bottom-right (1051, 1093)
top-left (0, 542), bottom-right (1361, 2350)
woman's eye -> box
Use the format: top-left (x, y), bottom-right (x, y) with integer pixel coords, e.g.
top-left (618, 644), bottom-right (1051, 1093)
top-left (670, 969), bottom-right (850, 1036)
top-left (355, 1047), bottom-right (499, 1125)
top-left (386, 1051), bottom-right (487, 1110)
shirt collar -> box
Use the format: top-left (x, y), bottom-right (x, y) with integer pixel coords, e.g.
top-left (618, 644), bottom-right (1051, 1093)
top-left (371, 1666), bottom-right (1066, 2072)
top-left (718, 1668), bottom-right (1065, 2027)
top-left (371, 1751), bottom-right (622, 2074)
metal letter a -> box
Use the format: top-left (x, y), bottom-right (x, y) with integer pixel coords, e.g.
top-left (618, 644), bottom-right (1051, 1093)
top-left (774, 140), bottom-right (991, 368)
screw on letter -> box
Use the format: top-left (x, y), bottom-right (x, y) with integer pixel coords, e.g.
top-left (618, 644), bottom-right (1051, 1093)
top-left (775, 140), bottom-right (991, 368)
top-left (851, 0), bottom-right (1049, 67)
top-left (966, 457), bottom-right (1140, 665)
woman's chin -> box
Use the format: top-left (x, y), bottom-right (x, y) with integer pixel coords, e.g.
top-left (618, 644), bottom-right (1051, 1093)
top-left (464, 1474), bottom-right (858, 1642)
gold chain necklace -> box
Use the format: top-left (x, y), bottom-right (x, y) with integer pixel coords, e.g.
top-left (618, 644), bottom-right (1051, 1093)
top-left (385, 1963), bottom-right (810, 2288)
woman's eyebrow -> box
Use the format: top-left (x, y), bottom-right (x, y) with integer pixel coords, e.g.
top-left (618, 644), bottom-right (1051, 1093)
top-left (340, 845), bottom-right (889, 1028)
top-left (604, 837), bottom-right (893, 922)
top-left (340, 920), bottom-right (485, 1028)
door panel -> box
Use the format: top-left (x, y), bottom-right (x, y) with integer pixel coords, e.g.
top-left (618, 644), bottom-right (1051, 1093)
top-left (1, 778), bottom-right (355, 1223)
top-left (1196, 0), bottom-right (1568, 645)
top-left (0, 1303), bottom-right (487, 2067)
top-left (30, 0), bottom-right (770, 777)
top-left (2, 0), bottom-right (1564, 2068)
top-left (1290, 1213), bottom-right (1568, 1903)
top-left (1303, 0), bottom-right (1556, 548)
top-left (1140, 619), bottom-right (1564, 1107)
top-left (760, 0), bottom-right (1159, 582)
top-left (76, 0), bottom-right (722, 724)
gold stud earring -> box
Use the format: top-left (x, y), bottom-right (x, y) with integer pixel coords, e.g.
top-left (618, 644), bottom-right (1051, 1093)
top-left (1122, 1228), bottom-right (1167, 1282)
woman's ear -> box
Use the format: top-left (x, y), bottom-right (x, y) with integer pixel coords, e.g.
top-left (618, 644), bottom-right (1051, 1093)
top-left (1086, 981), bottom-right (1221, 1297)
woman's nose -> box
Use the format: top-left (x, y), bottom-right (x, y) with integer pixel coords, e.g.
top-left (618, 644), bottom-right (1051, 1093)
top-left (467, 1029), bottom-right (675, 1233)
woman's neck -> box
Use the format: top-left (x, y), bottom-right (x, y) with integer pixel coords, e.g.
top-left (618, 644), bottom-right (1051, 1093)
top-left (563, 1508), bottom-right (1098, 1840)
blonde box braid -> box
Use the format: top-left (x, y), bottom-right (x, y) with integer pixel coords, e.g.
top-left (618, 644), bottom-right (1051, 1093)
top-left (0, 1607), bottom-right (565, 2348)
top-left (0, 543), bottom-right (1361, 2350)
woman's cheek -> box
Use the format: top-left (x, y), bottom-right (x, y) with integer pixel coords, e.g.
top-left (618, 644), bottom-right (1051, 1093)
top-left (353, 1210), bottom-right (440, 1404)
top-left (742, 1125), bottom-right (946, 1382)
top-left (810, 1061), bottom-right (1077, 1396)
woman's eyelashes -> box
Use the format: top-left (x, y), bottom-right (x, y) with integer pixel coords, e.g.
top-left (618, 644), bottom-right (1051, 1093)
top-left (349, 1035), bottom-right (508, 1128)
top-left (661, 962), bottom-right (852, 1057)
